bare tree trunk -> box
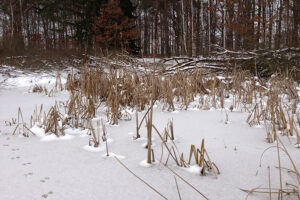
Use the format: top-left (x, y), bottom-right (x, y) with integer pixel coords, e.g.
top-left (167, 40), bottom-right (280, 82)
top-left (10, 0), bottom-right (14, 37)
top-left (257, 0), bottom-right (261, 49)
top-left (262, 0), bottom-right (266, 48)
top-left (223, 6), bottom-right (226, 49)
top-left (181, 0), bottom-right (187, 55)
top-left (19, 0), bottom-right (23, 38)
top-left (268, 1), bottom-right (273, 49)
top-left (200, 0), bottom-right (204, 54)
top-left (164, 0), bottom-right (170, 57)
top-left (293, 0), bottom-right (300, 47)
top-left (191, 0), bottom-right (195, 57)
top-left (276, 0), bottom-right (282, 49)
top-left (159, 12), bottom-right (163, 56)
top-left (208, 0), bottom-right (211, 54)
top-left (143, 11), bottom-right (148, 55)
top-left (286, 0), bottom-right (290, 47)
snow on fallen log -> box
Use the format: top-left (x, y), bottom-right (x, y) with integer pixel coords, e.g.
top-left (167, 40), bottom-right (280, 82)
top-left (161, 47), bottom-right (300, 76)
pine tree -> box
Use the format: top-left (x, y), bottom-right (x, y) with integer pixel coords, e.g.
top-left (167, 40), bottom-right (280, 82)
top-left (71, 0), bottom-right (107, 47)
top-left (94, 0), bottom-right (139, 54)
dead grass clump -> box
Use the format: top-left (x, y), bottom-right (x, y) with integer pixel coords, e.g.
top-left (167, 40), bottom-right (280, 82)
top-left (31, 84), bottom-right (43, 93)
top-left (242, 136), bottom-right (300, 200)
top-left (188, 140), bottom-right (220, 178)
top-left (44, 103), bottom-right (65, 137)
top-left (12, 107), bottom-right (35, 137)
top-left (88, 119), bottom-right (100, 147)
top-left (151, 120), bottom-right (219, 178)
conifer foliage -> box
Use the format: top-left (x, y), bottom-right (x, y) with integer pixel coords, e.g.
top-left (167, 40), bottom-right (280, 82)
top-left (94, 0), bottom-right (139, 53)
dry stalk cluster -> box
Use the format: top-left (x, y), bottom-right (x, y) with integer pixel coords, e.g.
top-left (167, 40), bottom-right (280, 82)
top-left (149, 118), bottom-right (220, 178)
top-left (65, 64), bottom-right (299, 146)
top-left (12, 107), bottom-right (35, 137)
top-left (245, 75), bottom-right (300, 145)
top-left (30, 71), bottom-right (64, 97)
top-left (87, 119), bottom-right (109, 156)
top-left (12, 60), bottom-right (299, 149)
top-left (242, 136), bottom-right (300, 200)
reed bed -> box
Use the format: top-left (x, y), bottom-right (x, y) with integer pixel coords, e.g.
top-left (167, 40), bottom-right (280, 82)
top-left (61, 63), bottom-right (299, 145)
top-left (10, 57), bottom-right (299, 199)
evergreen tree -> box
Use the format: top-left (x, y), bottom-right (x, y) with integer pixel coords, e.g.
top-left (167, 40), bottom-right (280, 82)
top-left (119, 0), bottom-right (140, 54)
top-left (94, 0), bottom-right (139, 54)
top-left (71, 0), bottom-right (107, 47)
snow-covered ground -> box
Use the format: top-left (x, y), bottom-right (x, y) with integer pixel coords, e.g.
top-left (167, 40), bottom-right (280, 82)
top-left (0, 67), bottom-right (299, 200)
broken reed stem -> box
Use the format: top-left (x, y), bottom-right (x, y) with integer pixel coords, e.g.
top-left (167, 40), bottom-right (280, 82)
top-left (277, 137), bottom-right (300, 187)
top-left (146, 113), bottom-right (152, 164)
top-left (159, 143), bottom-right (164, 166)
top-left (268, 166), bottom-right (271, 200)
top-left (243, 185), bottom-right (263, 200)
top-left (174, 176), bottom-right (182, 200)
top-left (135, 103), bottom-right (156, 140)
top-left (241, 187), bottom-right (298, 194)
top-left (114, 156), bottom-right (168, 200)
top-left (259, 146), bottom-right (285, 167)
top-left (204, 149), bottom-right (218, 179)
top-left (152, 124), bottom-right (180, 166)
top-left (135, 111), bottom-right (140, 139)
top-left (169, 119), bottom-right (174, 140)
top-left (23, 125), bottom-right (36, 136)
top-left (164, 165), bottom-right (209, 200)
top-left (255, 136), bottom-right (300, 199)
top-left (276, 138), bottom-right (283, 200)
top-left (102, 119), bottom-right (109, 156)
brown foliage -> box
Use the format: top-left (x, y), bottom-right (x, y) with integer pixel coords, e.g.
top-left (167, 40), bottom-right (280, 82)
top-left (94, 0), bottom-right (139, 53)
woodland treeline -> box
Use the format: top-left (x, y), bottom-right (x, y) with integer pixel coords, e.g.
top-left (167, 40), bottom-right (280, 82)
top-left (0, 0), bottom-right (299, 57)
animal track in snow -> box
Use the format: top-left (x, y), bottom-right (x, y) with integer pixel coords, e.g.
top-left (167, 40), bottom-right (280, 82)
top-left (40, 177), bottom-right (50, 183)
top-left (10, 156), bottom-right (20, 160)
top-left (41, 190), bottom-right (53, 198)
top-left (22, 162), bottom-right (32, 166)
top-left (24, 172), bottom-right (33, 177)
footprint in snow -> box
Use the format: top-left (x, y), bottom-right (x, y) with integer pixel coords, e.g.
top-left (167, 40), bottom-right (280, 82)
top-left (22, 162), bottom-right (32, 166)
top-left (42, 191), bottom-right (53, 198)
top-left (40, 177), bottom-right (50, 183)
top-left (24, 172), bottom-right (33, 177)
top-left (10, 156), bottom-right (20, 160)
top-left (11, 148), bottom-right (20, 151)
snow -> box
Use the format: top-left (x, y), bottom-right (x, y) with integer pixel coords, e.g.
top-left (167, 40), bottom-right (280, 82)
top-left (30, 125), bottom-right (45, 137)
top-left (183, 165), bottom-right (202, 174)
top-left (40, 134), bottom-right (74, 142)
top-left (0, 65), bottom-right (69, 89)
top-left (83, 145), bottom-right (106, 152)
top-left (0, 65), bottom-right (299, 200)
top-left (103, 152), bottom-right (126, 159)
top-left (139, 160), bottom-right (157, 168)
top-left (30, 125), bottom-right (75, 141)
top-left (64, 128), bottom-right (88, 136)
